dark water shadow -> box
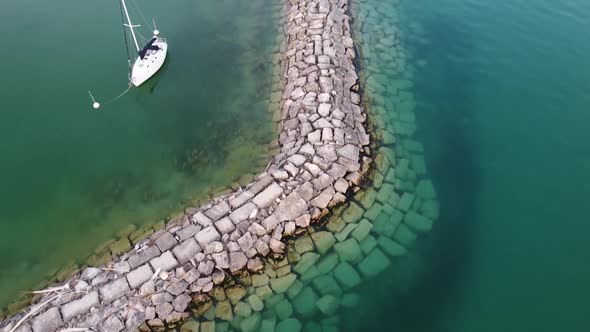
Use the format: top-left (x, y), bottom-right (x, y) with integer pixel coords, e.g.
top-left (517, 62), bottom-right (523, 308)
top-left (344, 6), bottom-right (481, 332)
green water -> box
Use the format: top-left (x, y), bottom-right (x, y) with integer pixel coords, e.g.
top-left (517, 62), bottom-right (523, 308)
top-left (346, 0), bottom-right (590, 331)
top-left (0, 0), bottom-right (279, 308)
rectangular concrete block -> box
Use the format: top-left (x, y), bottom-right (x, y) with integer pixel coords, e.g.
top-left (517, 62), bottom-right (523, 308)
top-left (194, 225), bottom-right (221, 248)
top-left (61, 290), bottom-right (99, 321)
top-left (172, 238), bottom-right (202, 264)
top-left (128, 245), bottom-right (161, 269)
top-left (204, 201), bottom-right (230, 221)
top-left (149, 250), bottom-right (179, 272)
top-left (252, 182), bottom-right (284, 208)
top-left (126, 264), bottom-right (153, 289)
top-left (176, 224), bottom-right (201, 241)
top-left (99, 277), bottom-right (131, 303)
top-left (32, 307), bottom-right (63, 332)
top-left (155, 232), bottom-right (178, 252)
top-left (229, 202), bottom-right (257, 224)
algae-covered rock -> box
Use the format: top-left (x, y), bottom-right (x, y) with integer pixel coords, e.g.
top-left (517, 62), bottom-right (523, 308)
top-left (226, 286), bottom-right (247, 305)
top-left (378, 236), bottom-right (407, 257)
top-left (363, 203), bottom-right (383, 221)
top-left (294, 234), bottom-right (315, 254)
top-left (359, 188), bottom-right (378, 209)
top-left (376, 183), bottom-right (396, 204)
top-left (287, 279), bottom-right (303, 300)
top-left (397, 192), bottom-right (415, 211)
top-left (341, 202), bottom-right (365, 224)
top-left (316, 295), bottom-right (340, 315)
top-left (276, 318), bottom-right (302, 332)
top-left (326, 217), bottom-right (346, 233)
top-left (293, 287), bottom-right (319, 317)
top-left (180, 320), bottom-right (200, 332)
top-left (109, 237), bottom-right (131, 256)
top-left (333, 238), bottom-right (362, 263)
top-left (255, 285), bottom-right (273, 301)
top-left (333, 262), bottom-right (361, 290)
top-left (300, 265), bottom-right (322, 282)
top-left (248, 294), bottom-right (264, 312)
top-left (358, 249), bottom-right (390, 278)
top-left (260, 318), bottom-right (276, 332)
top-left (335, 223), bottom-right (357, 242)
top-left (359, 235), bottom-right (378, 254)
top-left (294, 252), bottom-right (320, 275)
top-left (234, 301), bottom-right (252, 318)
top-left (312, 274), bottom-right (343, 297)
top-left (201, 321), bottom-right (215, 332)
top-left (270, 273), bottom-right (297, 293)
top-left (252, 273), bottom-right (269, 287)
top-left (240, 312), bottom-right (261, 332)
top-left (420, 199), bottom-right (440, 220)
top-left (351, 219), bottom-right (373, 241)
top-left (403, 211), bottom-right (433, 233)
top-left (275, 298), bottom-right (294, 320)
top-left (310, 231), bottom-right (336, 254)
top-left (215, 300), bottom-right (234, 321)
top-left (316, 253), bottom-right (339, 274)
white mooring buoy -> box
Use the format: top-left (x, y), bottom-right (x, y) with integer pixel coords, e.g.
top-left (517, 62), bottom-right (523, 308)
top-left (88, 91), bottom-right (101, 110)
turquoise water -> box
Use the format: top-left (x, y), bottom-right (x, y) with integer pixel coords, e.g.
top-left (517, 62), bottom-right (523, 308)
top-left (347, 0), bottom-right (590, 331)
top-left (0, 0), bottom-right (279, 308)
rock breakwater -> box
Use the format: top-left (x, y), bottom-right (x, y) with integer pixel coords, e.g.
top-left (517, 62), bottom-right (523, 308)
top-left (0, 0), bottom-right (369, 331)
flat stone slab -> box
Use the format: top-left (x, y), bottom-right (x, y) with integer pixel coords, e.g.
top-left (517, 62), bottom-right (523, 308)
top-left (252, 182), bottom-right (284, 208)
top-left (229, 202), bottom-right (257, 224)
top-left (61, 291), bottom-right (99, 321)
top-left (204, 201), bottom-right (230, 221)
top-left (128, 246), bottom-right (161, 269)
top-left (149, 251), bottom-right (179, 272)
top-left (195, 226), bottom-right (221, 248)
top-left (99, 277), bottom-right (130, 303)
top-left (126, 264), bottom-right (153, 289)
top-left (155, 232), bottom-right (177, 252)
top-left (31, 307), bottom-right (63, 332)
top-left (276, 192), bottom-right (308, 221)
top-left (172, 238), bottom-right (202, 264)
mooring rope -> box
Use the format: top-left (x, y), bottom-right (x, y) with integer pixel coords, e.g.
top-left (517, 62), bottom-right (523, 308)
top-left (106, 84), bottom-right (133, 105)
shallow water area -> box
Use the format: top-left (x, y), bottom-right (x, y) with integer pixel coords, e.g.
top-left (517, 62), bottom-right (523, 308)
top-left (0, 0), bottom-right (280, 309)
top-left (344, 0), bottom-right (590, 331)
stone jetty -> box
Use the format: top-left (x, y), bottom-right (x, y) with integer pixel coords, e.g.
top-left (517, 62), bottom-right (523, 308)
top-left (0, 0), bottom-right (372, 331)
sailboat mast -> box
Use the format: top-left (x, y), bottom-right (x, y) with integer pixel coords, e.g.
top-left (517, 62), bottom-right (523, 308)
top-left (120, 0), bottom-right (140, 52)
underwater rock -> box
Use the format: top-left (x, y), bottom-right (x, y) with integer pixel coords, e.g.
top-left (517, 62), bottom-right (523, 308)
top-left (310, 231), bottom-right (336, 254)
top-left (333, 238), bottom-right (363, 263)
top-left (293, 252), bottom-right (320, 275)
top-left (276, 318), bottom-right (302, 332)
top-left (358, 249), bottom-right (390, 278)
top-left (270, 273), bottom-right (297, 293)
top-left (333, 262), bottom-right (361, 290)
top-left (316, 295), bottom-right (339, 315)
top-left (403, 211), bottom-right (433, 233)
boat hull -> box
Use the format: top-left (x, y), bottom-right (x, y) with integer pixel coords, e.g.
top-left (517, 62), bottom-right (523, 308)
top-left (131, 39), bottom-right (168, 87)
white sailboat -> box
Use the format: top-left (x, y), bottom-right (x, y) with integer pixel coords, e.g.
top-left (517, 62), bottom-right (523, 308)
top-left (120, 0), bottom-right (168, 87)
